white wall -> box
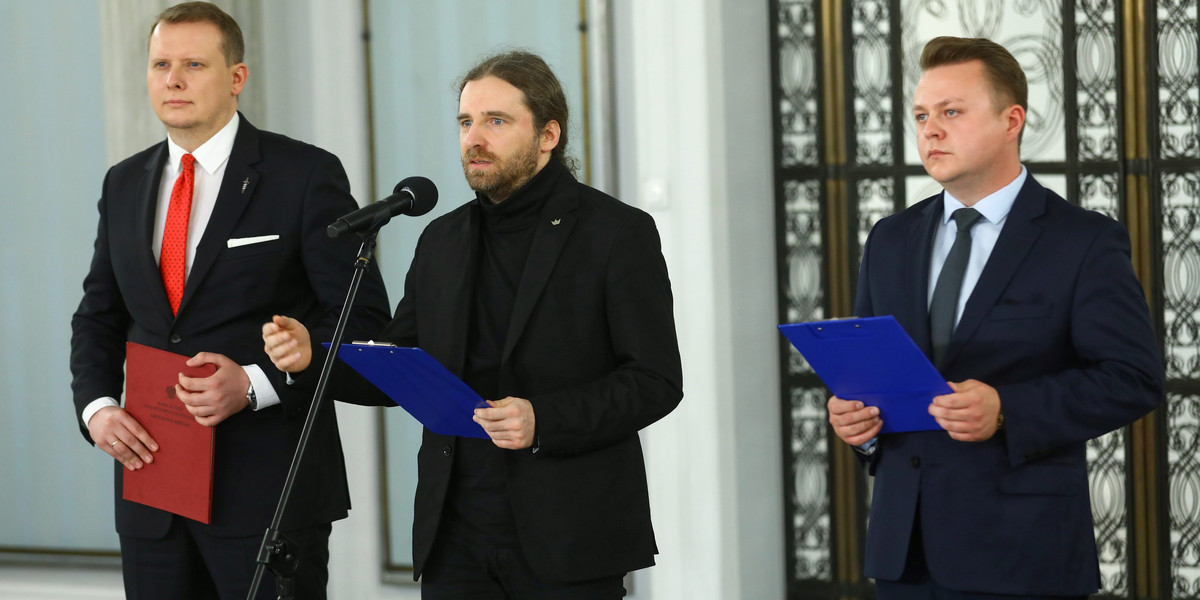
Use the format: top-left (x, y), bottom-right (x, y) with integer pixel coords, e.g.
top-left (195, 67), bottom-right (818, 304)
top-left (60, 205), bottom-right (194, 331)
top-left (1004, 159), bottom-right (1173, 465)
top-left (618, 1), bottom-right (783, 598)
top-left (0, 0), bottom-right (119, 560)
top-left (0, 0), bottom-right (785, 598)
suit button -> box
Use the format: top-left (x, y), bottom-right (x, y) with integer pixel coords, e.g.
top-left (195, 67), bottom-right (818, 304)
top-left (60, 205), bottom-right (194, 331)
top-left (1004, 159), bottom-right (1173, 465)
top-left (911, 456), bottom-right (921, 468)
top-left (442, 445), bottom-right (452, 457)
top-left (169, 334), bottom-right (182, 344)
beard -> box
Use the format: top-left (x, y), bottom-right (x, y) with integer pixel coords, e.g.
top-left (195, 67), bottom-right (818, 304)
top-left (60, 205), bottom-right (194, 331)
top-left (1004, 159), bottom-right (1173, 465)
top-left (461, 133), bottom-right (541, 203)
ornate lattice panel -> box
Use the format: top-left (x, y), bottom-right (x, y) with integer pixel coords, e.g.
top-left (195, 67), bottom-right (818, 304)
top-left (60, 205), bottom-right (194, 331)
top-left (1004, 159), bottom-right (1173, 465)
top-left (1162, 171), bottom-right (1200, 598)
top-left (1161, 172), bottom-right (1200, 380)
top-left (783, 181), bottom-right (826, 327)
top-left (1089, 428), bottom-right (1130, 593)
top-left (789, 386), bottom-right (832, 581)
top-left (1167, 392), bottom-right (1200, 598)
top-left (1157, 0), bottom-right (1200, 596)
top-left (778, 0), bottom-right (821, 168)
top-left (1157, 0), bottom-right (1200, 161)
top-left (780, 177), bottom-right (831, 581)
top-left (856, 178), bottom-right (897, 248)
top-left (852, 0), bottom-right (894, 165)
top-left (1079, 172), bottom-right (1122, 218)
top-left (775, 0), bottom-right (830, 585)
top-left (1076, 0), bottom-right (1121, 162)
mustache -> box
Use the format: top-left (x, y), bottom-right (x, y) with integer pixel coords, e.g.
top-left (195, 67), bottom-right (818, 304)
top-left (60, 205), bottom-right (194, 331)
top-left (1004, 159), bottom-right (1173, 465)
top-left (463, 149), bottom-right (497, 163)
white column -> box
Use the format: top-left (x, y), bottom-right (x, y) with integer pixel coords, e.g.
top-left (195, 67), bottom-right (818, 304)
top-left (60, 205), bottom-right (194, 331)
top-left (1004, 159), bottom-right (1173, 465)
top-left (618, 1), bottom-right (784, 598)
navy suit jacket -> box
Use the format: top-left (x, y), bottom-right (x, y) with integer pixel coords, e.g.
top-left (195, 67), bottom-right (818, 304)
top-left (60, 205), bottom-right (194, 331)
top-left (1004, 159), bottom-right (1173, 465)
top-left (316, 163), bottom-right (684, 582)
top-left (853, 175), bottom-right (1162, 595)
top-left (70, 115), bottom-right (391, 539)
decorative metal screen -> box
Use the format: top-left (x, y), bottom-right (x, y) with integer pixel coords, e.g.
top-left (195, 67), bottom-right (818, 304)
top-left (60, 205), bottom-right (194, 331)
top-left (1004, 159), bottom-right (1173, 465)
top-left (1155, 0), bottom-right (1200, 596)
top-left (773, 0), bottom-right (834, 586)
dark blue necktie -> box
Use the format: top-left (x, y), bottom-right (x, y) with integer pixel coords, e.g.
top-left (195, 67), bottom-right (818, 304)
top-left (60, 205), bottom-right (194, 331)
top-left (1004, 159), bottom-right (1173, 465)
top-left (929, 207), bottom-right (983, 365)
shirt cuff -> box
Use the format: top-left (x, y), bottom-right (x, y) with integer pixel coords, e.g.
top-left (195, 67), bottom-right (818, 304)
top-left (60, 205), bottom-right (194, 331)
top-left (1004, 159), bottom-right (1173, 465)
top-left (854, 438), bottom-right (878, 455)
top-left (82, 397), bottom-right (120, 428)
top-left (244, 364), bottom-right (281, 410)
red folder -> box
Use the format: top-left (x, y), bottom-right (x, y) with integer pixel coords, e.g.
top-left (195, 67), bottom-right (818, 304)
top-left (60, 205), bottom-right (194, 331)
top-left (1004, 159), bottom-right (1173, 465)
top-left (121, 342), bottom-right (216, 523)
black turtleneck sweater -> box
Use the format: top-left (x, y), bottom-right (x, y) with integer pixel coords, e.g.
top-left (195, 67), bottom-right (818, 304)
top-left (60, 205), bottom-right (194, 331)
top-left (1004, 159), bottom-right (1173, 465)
top-left (444, 160), bottom-right (564, 544)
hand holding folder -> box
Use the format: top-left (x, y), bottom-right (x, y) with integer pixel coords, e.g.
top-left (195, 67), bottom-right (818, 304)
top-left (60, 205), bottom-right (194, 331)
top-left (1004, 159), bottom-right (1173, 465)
top-left (123, 342), bottom-right (216, 523)
top-left (778, 316), bottom-right (949, 434)
top-left (328, 343), bottom-right (490, 439)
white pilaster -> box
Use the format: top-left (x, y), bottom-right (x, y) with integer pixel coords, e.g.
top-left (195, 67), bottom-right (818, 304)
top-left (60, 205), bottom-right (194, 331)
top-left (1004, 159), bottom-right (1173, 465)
top-left (620, 1), bottom-right (783, 598)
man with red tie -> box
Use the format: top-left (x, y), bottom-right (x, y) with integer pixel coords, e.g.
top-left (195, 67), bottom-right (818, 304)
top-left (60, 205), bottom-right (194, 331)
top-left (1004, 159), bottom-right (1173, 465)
top-left (69, 3), bottom-right (390, 598)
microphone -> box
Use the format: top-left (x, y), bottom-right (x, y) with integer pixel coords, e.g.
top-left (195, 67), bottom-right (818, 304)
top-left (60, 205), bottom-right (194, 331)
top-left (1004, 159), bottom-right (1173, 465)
top-left (327, 176), bottom-right (438, 238)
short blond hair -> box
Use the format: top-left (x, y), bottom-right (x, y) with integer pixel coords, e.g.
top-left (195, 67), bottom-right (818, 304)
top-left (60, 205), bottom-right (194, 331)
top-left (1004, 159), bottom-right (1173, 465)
top-left (149, 2), bottom-right (244, 65)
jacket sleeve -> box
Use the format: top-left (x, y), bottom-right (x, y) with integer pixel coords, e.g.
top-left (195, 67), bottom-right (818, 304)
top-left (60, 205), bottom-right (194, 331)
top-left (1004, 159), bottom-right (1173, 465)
top-left (851, 225), bottom-right (883, 471)
top-left (529, 210), bottom-right (684, 454)
top-left (69, 170), bottom-right (132, 443)
top-left (258, 150), bottom-right (393, 416)
top-left (997, 220), bottom-right (1163, 467)
top-left (290, 218), bottom-right (428, 409)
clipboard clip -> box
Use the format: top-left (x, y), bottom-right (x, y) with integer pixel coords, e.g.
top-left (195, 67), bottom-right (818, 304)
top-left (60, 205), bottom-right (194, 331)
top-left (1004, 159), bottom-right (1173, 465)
top-left (351, 340), bottom-right (396, 347)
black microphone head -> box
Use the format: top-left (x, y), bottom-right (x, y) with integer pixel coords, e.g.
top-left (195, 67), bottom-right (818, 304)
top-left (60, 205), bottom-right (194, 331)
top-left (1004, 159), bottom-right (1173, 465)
top-left (394, 176), bottom-right (438, 216)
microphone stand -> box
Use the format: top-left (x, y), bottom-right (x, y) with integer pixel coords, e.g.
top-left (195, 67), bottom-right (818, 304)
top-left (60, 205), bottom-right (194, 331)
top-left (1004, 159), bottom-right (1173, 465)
top-left (247, 228), bottom-right (381, 600)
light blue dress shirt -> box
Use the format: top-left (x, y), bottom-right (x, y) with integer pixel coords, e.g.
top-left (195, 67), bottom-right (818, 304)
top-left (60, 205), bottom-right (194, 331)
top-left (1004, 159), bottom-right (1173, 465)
top-left (857, 166), bottom-right (1027, 454)
top-left (926, 166), bottom-right (1027, 322)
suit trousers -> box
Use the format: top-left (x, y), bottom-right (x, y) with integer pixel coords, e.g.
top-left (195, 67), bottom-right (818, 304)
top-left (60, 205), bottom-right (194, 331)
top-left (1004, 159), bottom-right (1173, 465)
top-left (875, 508), bottom-right (1085, 600)
top-left (119, 516), bottom-right (331, 600)
top-left (420, 518), bottom-right (626, 600)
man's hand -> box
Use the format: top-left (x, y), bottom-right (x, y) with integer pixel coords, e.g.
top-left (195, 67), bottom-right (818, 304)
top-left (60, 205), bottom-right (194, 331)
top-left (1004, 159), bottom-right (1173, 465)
top-left (929, 379), bottom-right (1002, 442)
top-left (87, 406), bottom-right (158, 470)
top-left (827, 396), bottom-right (883, 446)
top-left (474, 396), bottom-right (536, 450)
top-left (262, 315), bottom-right (312, 373)
top-left (177, 352), bottom-right (251, 427)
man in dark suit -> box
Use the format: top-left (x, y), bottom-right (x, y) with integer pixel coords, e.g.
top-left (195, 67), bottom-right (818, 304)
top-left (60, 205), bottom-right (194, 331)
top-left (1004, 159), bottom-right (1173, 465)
top-left (827, 37), bottom-right (1162, 599)
top-left (69, 3), bottom-right (390, 598)
top-left (263, 50), bottom-right (683, 598)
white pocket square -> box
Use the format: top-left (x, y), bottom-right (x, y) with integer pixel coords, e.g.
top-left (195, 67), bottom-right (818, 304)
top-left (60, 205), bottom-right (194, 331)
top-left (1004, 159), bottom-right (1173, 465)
top-left (227, 235), bottom-right (280, 248)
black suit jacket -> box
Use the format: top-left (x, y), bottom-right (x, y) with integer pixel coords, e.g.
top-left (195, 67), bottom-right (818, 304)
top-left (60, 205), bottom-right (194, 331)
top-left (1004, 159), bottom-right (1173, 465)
top-left (70, 115), bottom-right (391, 538)
top-left (853, 175), bottom-right (1162, 595)
top-left (322, 165), bottom-right (683, 582)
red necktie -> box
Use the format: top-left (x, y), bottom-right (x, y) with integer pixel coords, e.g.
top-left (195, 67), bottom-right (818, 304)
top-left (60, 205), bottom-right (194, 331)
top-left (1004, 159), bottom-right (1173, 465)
top-left (160, 153), bottom-right (195, 315)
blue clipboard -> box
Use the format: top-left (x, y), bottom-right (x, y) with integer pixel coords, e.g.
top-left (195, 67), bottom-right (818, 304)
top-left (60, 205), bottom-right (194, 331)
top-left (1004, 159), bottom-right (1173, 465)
top-left (778, 316), bottom-right (949, 433)
top-left (326, 342), bottom-right (490, 439)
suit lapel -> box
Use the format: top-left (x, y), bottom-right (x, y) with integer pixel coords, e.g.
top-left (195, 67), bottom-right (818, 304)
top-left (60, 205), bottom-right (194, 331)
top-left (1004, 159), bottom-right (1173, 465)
top-left (177, 117), bottom-right (261, 315)
top-left (904, 197), bottom-right (942, 358)
top-left (138, 144), bottom-right (174, 322)
top-left (501, 182), bottom-right (579, 364)
top-left (942, 177), bottom-right (1046, 367)
top-left (444, 205), bottom-right (481, 375)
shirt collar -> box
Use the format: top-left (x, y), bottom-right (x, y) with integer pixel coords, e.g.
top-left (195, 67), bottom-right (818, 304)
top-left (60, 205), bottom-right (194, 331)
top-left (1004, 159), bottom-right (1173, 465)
top-left (166, 112), bottom-right (240, 175)
top-left (940, 164), bottom-right (1027, 226)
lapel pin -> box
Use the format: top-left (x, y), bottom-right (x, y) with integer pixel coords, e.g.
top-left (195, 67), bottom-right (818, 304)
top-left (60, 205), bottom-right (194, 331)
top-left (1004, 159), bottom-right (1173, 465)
top-left (241, 177), bottom-right (250, 194)
top-left (551, 218), bottom-right (561, 226)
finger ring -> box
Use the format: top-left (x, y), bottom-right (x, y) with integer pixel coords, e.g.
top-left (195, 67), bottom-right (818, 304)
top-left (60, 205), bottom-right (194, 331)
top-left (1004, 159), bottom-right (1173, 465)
top-left (111, 440), bottom-right (120, 447)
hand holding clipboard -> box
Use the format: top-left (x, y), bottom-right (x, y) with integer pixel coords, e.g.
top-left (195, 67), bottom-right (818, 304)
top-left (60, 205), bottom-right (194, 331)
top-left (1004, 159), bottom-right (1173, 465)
top-left (778, 316), bottom-right (949, 434)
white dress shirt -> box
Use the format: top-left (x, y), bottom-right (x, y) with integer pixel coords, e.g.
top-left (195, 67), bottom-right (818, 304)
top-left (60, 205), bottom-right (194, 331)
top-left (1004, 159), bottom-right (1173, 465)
top-left (82, 113), bottom-right (280, 429)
